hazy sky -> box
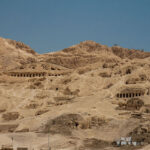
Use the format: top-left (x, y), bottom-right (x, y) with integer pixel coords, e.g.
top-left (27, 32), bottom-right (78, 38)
top-left (0, 0), bottom-right (150, 53)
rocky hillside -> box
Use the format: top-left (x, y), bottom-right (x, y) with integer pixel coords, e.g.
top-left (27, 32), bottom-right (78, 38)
top-left (0, 37), bottom-right (150, 150)
top-left (42, 40), bottom-right (150, 69)
top-left (0, 37), bottom-right (37, 70)
top-left (1, 37), bottom-right (150, 70)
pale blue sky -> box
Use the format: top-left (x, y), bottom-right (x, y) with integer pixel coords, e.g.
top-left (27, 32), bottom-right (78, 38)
top-left (0, 0), bottom-right (150, 53)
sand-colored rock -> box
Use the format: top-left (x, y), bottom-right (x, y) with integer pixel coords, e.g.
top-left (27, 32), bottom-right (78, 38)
top-left (1, 37), bottom-right (150, 149)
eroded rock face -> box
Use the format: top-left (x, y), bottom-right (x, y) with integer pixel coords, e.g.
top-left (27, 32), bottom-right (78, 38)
top-left (129, 124), bottom-right (150, 144)
top-left (111, 46), bottom-right (150, 59)
top-left (35, 109), bottom-right (49, 116)
top-left (44, 114), bottom-right (84, 135)
top-left (44, 114), bottom-right (107, 135)
top-left (0, 109), bottom-right (6, 113)
top-left (25, 103), bottom-right (39, 109)
top-left (63, 87), bottom-right (80, 96)
top-left (117, 98), bottom-right (144, 111)
top-left (125, 74), bottom-right (148, 85)
top-left (99, 72), bottom-right (111, 78)
top-left (2, 112), bottom-right (19, 121)
top-left (140, 105), bottom-right (150, 113)
top-left (89, 116), bottom-right (106, 128)
top-left (0, 124), bottom-right (18, 133)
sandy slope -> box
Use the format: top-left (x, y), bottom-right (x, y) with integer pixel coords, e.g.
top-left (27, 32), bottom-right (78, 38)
top-left (0, 37), bottom-right (150, 149)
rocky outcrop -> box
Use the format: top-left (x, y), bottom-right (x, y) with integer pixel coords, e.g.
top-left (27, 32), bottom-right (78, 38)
top-left (0, 124), bottom-right (18, 132)
top-left (44, 114), bottom-right (107, 135)
top-left (2, 112), bottom-right (19, 121)
top-left (117, 98), bottom-right (144, 111)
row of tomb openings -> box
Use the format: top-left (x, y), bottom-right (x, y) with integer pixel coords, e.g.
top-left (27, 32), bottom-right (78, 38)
top-left (10, 73), bottom-right (64, 77)
top-left (116, 92), bottom-right (144, 98)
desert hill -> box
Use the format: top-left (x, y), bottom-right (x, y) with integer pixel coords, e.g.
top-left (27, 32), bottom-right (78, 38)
top-left (43, 40), bottom-right (150, 69)
top-left (0, 37), bottom-right (38, 71)
top-left (0, 37), bottom-right (150, 150)
top-left (1, 37), bottom-right (150, 70)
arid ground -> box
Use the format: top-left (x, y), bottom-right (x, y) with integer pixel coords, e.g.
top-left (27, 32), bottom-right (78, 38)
top-left (0, 37), bottom-right (150, 150)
